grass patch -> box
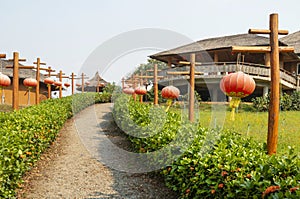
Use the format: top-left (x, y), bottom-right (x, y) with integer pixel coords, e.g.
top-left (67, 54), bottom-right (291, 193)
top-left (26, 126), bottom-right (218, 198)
top-left (198, 103), bottom-right (300, 155)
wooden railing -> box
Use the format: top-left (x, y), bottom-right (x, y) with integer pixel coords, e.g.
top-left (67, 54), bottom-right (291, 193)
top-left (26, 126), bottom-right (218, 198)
top-left (158, 62), bottom-right (298, 88)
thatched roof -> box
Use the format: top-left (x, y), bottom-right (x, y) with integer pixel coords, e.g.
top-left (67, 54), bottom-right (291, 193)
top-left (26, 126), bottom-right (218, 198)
top-left (0, 59), bottom-right (48, 81)
top-left (150, 33), bottom-right (291, 64)
top-left (281, 31), bottom-right (300, 54)
top-left (86, 71), bottom-right (107, 87)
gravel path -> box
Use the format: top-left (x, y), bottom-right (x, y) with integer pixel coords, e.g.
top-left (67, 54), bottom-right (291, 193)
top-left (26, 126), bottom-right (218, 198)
top-left (17, 103), bottom-right (178, 199)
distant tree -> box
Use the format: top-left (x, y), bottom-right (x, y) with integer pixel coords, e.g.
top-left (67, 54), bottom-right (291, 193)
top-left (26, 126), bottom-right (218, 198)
top-left (126, 58), bottom-right (167, 78)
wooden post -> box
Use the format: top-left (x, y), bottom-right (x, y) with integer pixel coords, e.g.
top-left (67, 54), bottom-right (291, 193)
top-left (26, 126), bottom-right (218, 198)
top-left (59, 70), bottom-right (63, 98)
top-left (265, 53), bottom-right (271, 67)
top-left (80, 73), bottom-right (89, 93)
top-left (122, 77), bottom-right (125, 89)
top-left (189, 53), bottom-right (195, 122)
top-left (139, 72), bottom-right (143, 103)
top-left (12, 52), bottom-right (19, 110)
top-left (6, 52), bottom-right (34, 110)
top-left (33, 58), bottom-right (46, 104)
top-left (45, 66), bottom-right (55, 99)
top-left (267, 14), bottom-right (280, 155)
top-left (231, 13), bottom-right (292, 155)
top-left (70, 72), bottom-right (77, 95)
top-left (154, 64), bottom-right (158, 105)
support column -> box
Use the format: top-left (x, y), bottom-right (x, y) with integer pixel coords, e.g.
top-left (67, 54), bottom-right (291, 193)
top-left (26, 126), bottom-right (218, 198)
top-left (263, 86), bottom-right (269, 97)
top-left (265, 53), bottom-right (271, 67)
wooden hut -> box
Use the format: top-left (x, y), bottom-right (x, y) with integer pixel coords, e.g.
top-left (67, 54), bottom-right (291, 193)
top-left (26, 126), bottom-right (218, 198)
top-left (150, 33), bottom-right (300, 101)
top-left (0, 59), bottom-right (56, 106)
top-left (76, 71), bottom-right (107, 92)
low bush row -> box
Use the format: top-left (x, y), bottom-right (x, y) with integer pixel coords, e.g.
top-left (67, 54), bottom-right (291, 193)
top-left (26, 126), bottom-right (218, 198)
top-left (0, 92), bottom-right (110, 198)
top-left (252, 91), bottom-right (300, 112)
top-left (113, 95), bottom-right (300, 198)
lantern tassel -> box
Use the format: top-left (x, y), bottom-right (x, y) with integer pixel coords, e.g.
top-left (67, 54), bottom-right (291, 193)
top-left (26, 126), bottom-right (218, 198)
top-left (229, 97), bottom-right (241, 121)
top-left (165, 99), bottom-right (172, 112)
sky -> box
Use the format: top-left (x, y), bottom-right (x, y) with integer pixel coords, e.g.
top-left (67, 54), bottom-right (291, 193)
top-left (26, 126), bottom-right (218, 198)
top-left (0, 0), bottom-right (299, 91)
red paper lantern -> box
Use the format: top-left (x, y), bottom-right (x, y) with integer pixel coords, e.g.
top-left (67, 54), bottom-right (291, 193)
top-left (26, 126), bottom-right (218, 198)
top-left (64, 82), bottom-right (70, 87)
top-left (76, 83), bottom-right (81, 87)
top-left (135, 86), bottom-right (147, 95)
top-left (44, 77), bottom-right (54, 85)
top-left (220, 71), bottom-right (256, 120)
top-left (0, 73), bottom-right (11, 87)
top-left (23, 78), bottom-right (38, 87)
top-left (123, 87), bottom-right (135, 95)
top-left (220, 71), bottom-right (255, 98)
top-left (54, 81), bottom-right (62, 87)
top-left (161, 85), bottom-right (180, 99)
top-left (85, 81), bottom-right (90, 85)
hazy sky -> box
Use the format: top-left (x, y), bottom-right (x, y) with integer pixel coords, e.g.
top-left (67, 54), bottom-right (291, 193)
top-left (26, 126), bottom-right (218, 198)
top-left (0, 0), bottom-right (299, 86)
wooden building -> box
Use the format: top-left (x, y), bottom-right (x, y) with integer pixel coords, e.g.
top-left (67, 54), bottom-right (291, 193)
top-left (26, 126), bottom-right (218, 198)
top-left (76, 72), bottom-right (107, 92)
top-left (150, 33), bottom-right (300, 101)
top-left (0, 59), bottom-right (56, 106)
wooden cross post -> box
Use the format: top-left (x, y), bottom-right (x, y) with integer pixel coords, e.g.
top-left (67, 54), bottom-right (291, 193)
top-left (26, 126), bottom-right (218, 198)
top-left (81, 73), bottom-right (89, 93)
top-left (137, 64), bottom-right (164, 105)
top-left (33, 58), bottom-right (46, 104)
top-left (0, 54), bottom-right (5, 59)
top-left (59, 71), bottom-right (69, 98)
top-left (6, 52), bottom-right (34, 110)
top-left (43, 66), bottom-right (56, 99)
top-left (167, 54), bottom-right (203, 122)
top-left (69, 72), bottom-right (78, 95)
top-left (51, 70), bottom-right (68, 98)
top-left (231, 13), bottom-right (294, 155)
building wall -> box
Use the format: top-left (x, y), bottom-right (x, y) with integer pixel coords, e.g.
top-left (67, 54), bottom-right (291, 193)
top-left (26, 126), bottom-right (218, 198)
top-left (1, 79), bottom-right (48, 106)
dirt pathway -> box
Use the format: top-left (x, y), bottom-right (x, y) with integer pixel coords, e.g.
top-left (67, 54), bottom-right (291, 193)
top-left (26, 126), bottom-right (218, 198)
top-left (17, 103), bottom-right (178, 199)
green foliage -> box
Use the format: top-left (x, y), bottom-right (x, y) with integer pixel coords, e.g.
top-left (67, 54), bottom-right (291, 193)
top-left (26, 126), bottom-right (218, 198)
top-left (252, 91), bottom-right (300, 112)
top-left (113, 98), bottom-right (300, 198)
top-left (0, 92), bottom-right (111, 198)
top-left (131, 59), bottom-right (168, 77)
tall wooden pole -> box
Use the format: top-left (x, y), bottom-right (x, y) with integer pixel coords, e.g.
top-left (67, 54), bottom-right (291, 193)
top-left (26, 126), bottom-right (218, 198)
top-left (139, 72), bottom-right (143, 103)
top-left (81, 73), bottom-right (85, 93)
top-left (34, 58), bottom-right (46, 104)
top-left (189, 53), bottom-right (195, 122)
top-left (59, 70), bottom-right (63, 98)
top-left (267, 14), bottom-right (280, 155)
top-left (122, 77), bottom-right (125, 89)
top-left (46, 67), bottom-right (55, 99)
top-left (71, 73), bottom-right (75, 95)
top-left (12, 52), bottom-right (19, 110)
top-left (154, 64), bottom-right (158, 105)
top-left (231, 13), bottom-right (291, 155)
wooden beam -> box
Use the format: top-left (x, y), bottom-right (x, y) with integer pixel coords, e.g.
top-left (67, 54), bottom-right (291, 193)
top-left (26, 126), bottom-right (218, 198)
top-left (248, 28), bottom-right (288, 35)
top-left (137, 75), bottom-right (164, 79)
top-left (6, 65), bottom-right (34, 69)
top-left (0, 54), bottom-right (6, 58)
top-left (231, 46), bottom-right (294, 53)
top-left (167, 71), bottom-right (203, 75)
top-left (178, 61), bottom-right (202, 66)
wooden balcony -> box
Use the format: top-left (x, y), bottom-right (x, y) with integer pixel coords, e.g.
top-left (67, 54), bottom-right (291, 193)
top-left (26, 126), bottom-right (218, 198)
top-left (158, 62), bottom-right (299, 90)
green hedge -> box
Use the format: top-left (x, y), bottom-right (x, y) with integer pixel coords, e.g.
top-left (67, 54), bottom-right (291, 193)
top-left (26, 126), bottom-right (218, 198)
top-left (0, 92), bottom-right (110, 198)
top-left (252, 91), bottom-right (300, 112)
top-left (113, 96), bottom-right (300, 198)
